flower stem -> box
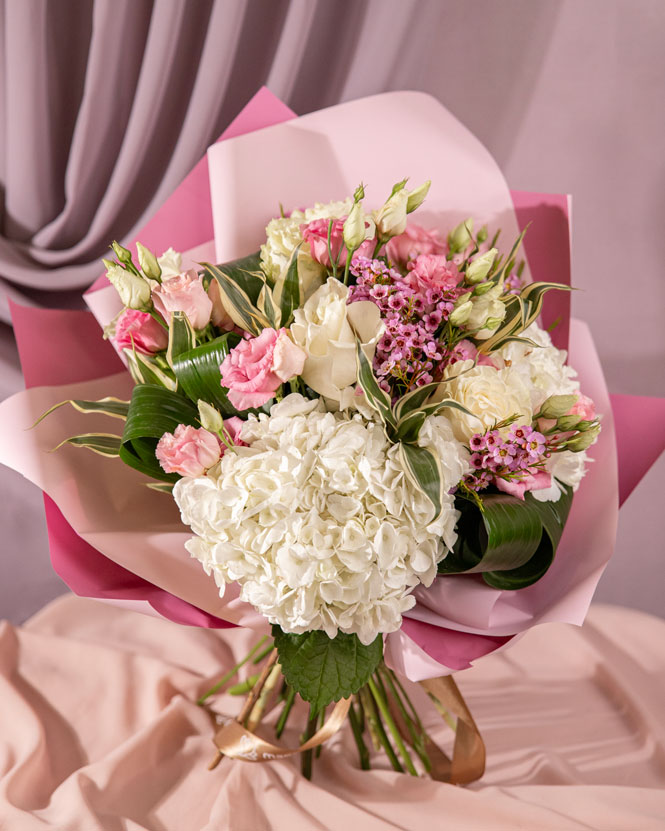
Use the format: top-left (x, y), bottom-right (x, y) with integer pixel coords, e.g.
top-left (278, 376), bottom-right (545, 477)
top-left (301, 706), bottom-right (318, 780)
top-left (348, 698), bottom-right (371, 770)
top-left (343, 249), bottom-right (352, 286)
top-left (360, 687), bottom-right (403, 772)
top-left (246, 662), bottom-right (282, 732)
top-left (275, 685), bottom-right (296, 739)
top-left (197, 635), bottom-right (269, 705)
top-left (368, 676), bottom-right (418, 776)
top-left (379, 667), bottom-right (432, 774)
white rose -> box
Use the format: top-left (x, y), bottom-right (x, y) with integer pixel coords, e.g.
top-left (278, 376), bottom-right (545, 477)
top-left (158, 247), bottom-right (183, 279)
top-left (491, 323), bottom-right (579, 411)
top-left (437, 361), bottom-right (533, 442)
top-left (290, 278), bottom-right (383, 404)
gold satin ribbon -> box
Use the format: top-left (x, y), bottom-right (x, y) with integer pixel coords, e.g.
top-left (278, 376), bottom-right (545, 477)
top-left (212, 698), bottom-right (351, 764)
top-left (211, 673), bottom-right (484, 784)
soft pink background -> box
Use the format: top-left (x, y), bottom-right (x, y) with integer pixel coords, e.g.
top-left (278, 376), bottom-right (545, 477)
top-left (1, 1), bottom-right (663, 622)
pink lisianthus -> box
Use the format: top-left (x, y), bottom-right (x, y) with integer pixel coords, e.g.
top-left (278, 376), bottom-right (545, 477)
top-left (113, 308), bottom-right (168, 355)
top-left (301, 217), bottom-right (374, 269)
top-left (569, 393), bottom-right (596, 421)
top-left (155, 424), bottom-right (222, 478)
top-left (385, 224), bottom-right (447, 266)
top-left (495, 470), bottom-right (552, 500)
top-left (448, 339), bottom-right (495, 367)
top-left (222, 416), bottom-right (246, 446)
top-left (404, 254), bottom-right (463, 294)
top-left (152, 269), bottom-right (213, 330)
top-left (220, 327), bottom-right (307, 410)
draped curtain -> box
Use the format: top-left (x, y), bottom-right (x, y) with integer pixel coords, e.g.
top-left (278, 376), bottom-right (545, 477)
top-left (0, 0), bottom-right (437, 321)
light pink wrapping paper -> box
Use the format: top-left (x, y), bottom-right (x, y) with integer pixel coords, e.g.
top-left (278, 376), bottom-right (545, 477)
top-left (0, 596), bottom-right (664, 830)
top-left (1, 89), bottom-right (659, 678)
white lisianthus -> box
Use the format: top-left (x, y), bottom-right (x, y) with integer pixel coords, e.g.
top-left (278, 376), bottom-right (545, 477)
top-left (438, 361), bottom-right (533, 442)
top-left (290, 278), bottom-right (383, 405)
top-left (261, 199), bottom-right (354, 280)
top-left (157, 247), bottom-right (183, 280)
top-left (491, 323), bottom-right (580, 411)
top-left (173, 394), bottom-right (468, 645)
top-left (532, 449), bottom-right (589, 502)
top-left (465, 283), bottom-right (506, 338)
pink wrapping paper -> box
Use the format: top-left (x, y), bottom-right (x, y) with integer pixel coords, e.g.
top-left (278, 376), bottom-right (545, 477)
top-left (2, 89), bottom-right (663, 679)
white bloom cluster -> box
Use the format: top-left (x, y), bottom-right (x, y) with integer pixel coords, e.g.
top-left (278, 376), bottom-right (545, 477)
top-left (492, 323), bottom-right (590, 501)
top-left (173, 394), bottom-right (468, 644)
top-left (260, 198), bottom-right (353, 280)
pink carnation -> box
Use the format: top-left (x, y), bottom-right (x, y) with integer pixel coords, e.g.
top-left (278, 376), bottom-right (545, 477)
top-left (152, 269), bottom-right (213, 330)
top-left (301, 217), bottom-right (374, 268)
top-left (404, 254), bottom-right (463, 294)
top-left (156, 425), bottom-right (221, 478)
top-left (386, 224), bottom-right (446, 265)
top-left (113, 308), bottom-right (168, 355)
top-left (220, 327), bottom-right (306, 411)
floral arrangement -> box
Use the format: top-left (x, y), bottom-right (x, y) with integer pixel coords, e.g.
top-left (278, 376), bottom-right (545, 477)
top-left (41, 178), bottom-right (601, 779)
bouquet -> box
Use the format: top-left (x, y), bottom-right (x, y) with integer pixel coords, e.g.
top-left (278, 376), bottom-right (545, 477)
top-left (33, 174), bottom-right (600, 780)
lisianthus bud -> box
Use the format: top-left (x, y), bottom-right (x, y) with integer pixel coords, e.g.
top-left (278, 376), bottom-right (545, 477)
top-left (111, 240), bottom-right (132, 264)
top-left (565, 425), bottom-right (601, 451)
top-left (449, 299), bottom-right (473, 326)
top-left (105, 262), bottom-right (151, 310)
top-left (198, 400), bottom-right (223, 434)
top-left (483, 316), bottom-right (503, 331)
top-left (466, 248), bottom-right (498, 284)
top-left (448, 219), bottom-right (473, 253)
top-left (136, 242), bottom-right (162, 282)
top-left (557, 414), bottom-right (582, 431)
top-left (477, 225), bottom-right (488, 243)
top-left (374, 188), bottom-right (409, 238)
top-left (343, 202), bottom-right (367, 252)
top-left (406, 180), bottom-right (431, 213)
top-left (353, 183), bottom-right (365, 202)
top-left (575, 419), bottom-right (595, 431)
top-left (539, 394), bottom-right (579, 419)
top-left (472, 281), bottom-right (494, 296)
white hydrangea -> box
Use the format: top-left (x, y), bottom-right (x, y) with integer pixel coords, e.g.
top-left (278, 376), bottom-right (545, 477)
top-left (173, 394), bottom-right (468, 644)
top-left (260, 198), bottom-right (353, 280)
top-left (491, 322), bottom-right (580, 411)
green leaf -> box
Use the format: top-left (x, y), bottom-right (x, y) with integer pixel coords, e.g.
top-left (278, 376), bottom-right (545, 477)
top-left (172, 333), bottom-right (242, 417)
top-left (356, 342), bottom-right (396, 432)
top-left (398, 442), bottom-right (443, 521)
top-left (32, 397), bottom-right (129, 428)
top-left (120, 384), bottom-right (199, 481)
top-left (166, 311), bottom-right (196, 368)
top-left (52, 433), bottom-right (122, 458)
top-left (272, 244), bottom-right (302, 327)
top-left (203, 252), bottom-right (267, 300)
top-left (125, 348), bottom-right (177, 391)
top-left (273, 627), bottom-right (383, 713)
top-left (202, 260), bottom-right (269, 336)
top-left (438, 484), bottom-right (573, 589)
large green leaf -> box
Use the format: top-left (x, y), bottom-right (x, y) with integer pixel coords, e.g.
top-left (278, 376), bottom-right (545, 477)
top-left (272, 244), bottom-right (302, 327)
top-left (172, 333), bottom-right (241, 416)
top-left (399, 442), bottom-right (443, 522)
top-left (120, 384), bottom-right (199, 481)
top-left (438, 484), bottom-right (573, 589)
top-left (202, 258), bottom-right (269, 335)
top-left (273, 627), bottom-right (383, 713)
top-left (355, 342), bottom-right (396, 433)
top-left (166, 311), bottom-right (196, 368)
top-left (33, 397), bottom-right (129, 428)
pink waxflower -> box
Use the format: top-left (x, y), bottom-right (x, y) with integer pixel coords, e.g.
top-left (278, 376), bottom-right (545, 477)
top-left (301, 218), bottom-right (374, 269)
top-left (569, 394), bottom-right (596, 421)
top-left (113, 308), bottom-right (168, 355)
top-left (152, 269), bottom-right (213, 330)
top-left (156, 424), bottom-right (221, 478)
top-left (386, 224), bottom-right (447, 266)
top-left (220, 327), bottom-right (307, 410)
top-left (404, 254), bottom-right (463, 294)
top-left (495, 470), bottom-right (552, 501)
